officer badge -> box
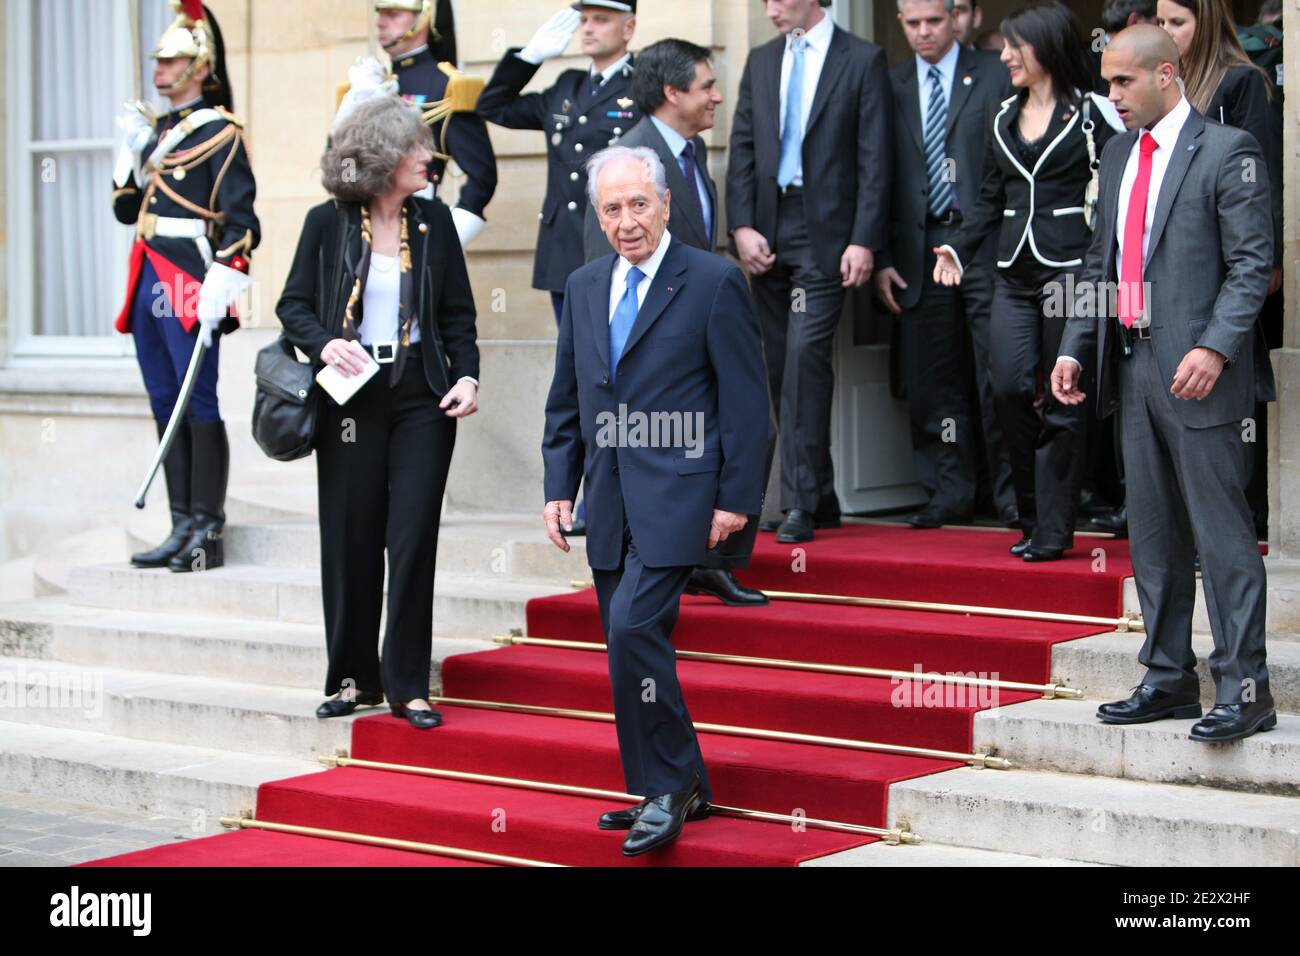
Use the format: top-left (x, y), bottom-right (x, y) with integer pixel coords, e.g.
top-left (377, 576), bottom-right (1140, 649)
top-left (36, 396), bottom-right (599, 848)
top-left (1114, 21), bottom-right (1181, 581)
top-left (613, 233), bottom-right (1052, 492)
top-left (617, 97), bottom-right (633, 110)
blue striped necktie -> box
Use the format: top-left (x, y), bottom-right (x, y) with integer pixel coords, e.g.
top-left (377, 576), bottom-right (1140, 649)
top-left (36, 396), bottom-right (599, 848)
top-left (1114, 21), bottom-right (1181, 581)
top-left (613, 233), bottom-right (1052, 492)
top-left (609, 266), bottom-right (644, 382)
top-left (924, 66), bottom-right (955, 218)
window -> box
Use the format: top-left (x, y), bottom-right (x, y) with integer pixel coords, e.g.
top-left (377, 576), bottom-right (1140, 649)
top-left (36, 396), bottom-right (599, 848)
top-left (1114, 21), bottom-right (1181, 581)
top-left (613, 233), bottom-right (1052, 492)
top-left (6, 0), bottom-right (171, 360)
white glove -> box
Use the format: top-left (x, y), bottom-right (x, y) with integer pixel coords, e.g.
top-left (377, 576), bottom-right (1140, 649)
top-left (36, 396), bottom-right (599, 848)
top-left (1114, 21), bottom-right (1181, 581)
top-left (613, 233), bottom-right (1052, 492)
top-left (518, 8), bottom-right (581, 65)
top-left (451, 207), bottom-right (487, 248)
top-left (195, 262), bottom-right (253, 347)
top-left (332, 57), bottom-right (400, 133)
top-left (113, 108), bottom-right (154, 188)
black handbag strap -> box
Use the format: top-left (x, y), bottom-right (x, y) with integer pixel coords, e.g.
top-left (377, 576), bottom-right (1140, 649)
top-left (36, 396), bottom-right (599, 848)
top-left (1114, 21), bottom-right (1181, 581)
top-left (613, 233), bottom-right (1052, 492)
top-left (323, 200), bottom-right (350, 349)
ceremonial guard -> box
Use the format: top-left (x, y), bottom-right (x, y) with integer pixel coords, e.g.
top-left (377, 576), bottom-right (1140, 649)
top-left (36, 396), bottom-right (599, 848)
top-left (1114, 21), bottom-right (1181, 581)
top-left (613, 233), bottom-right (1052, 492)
top-left (112, 1), bottom-right (259, 573)
top-left (342, 0), bottom-right (496, 247)
top-left (478, 2), bottom-right (639, 323)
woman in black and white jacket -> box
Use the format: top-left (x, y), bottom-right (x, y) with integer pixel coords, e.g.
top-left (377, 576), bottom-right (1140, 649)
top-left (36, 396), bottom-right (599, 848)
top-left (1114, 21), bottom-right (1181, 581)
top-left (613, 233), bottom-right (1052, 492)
top-left (934, 1), bottom-right (1123, 562)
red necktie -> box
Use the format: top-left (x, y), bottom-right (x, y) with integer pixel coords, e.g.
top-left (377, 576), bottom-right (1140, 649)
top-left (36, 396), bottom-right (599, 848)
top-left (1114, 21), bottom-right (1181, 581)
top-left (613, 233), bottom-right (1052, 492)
top-left (1120, 132), bottom-right (1159, 329)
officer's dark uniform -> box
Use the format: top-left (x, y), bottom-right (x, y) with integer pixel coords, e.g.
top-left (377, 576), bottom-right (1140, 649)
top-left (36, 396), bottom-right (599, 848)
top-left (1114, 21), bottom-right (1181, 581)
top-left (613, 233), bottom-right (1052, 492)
top-left (392, 45), bottom-right (498, 218)
top-left (478, 49), bottom-right (638, 317)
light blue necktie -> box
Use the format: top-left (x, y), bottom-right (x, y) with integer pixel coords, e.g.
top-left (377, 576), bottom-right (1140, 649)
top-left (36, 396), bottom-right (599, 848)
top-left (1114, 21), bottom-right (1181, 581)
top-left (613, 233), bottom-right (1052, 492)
top-left (609, 266), bottom-right (644, 382)
top-left (924, 65), bottom-right (955, 218)
top-left (777, 37), bottom-right (806, 189)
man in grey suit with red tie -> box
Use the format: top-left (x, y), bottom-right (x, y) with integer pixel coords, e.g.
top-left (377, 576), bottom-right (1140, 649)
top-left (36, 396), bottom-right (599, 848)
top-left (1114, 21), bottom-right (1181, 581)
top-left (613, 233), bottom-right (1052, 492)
top-left (727, 0), bottom-right (892, 543)
top-left (1053, 26), bottom-right (1276, 742)
top-left (543, 146), bottom-right (769, 854)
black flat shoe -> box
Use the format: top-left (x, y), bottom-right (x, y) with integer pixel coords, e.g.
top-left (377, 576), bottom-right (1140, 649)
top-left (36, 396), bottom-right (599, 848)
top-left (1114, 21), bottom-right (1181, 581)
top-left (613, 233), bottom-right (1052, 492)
top-left (1021, 545), bottom-right (1064, 562)
top-left (905, 506), bottom-right (972, 530)
top-left (1009, 535), bottom-right (1033, 556)
top-left (315, 691), bottom-right (384, 718)
top-left (775, 508), bottom-right (815, 544)
top-left (1188, 701), bottom-right (1277, 742)
top-left (1097, 684), bottom-right (1202, 724)
top-left (621, 778), bottom-right (707, 856)
top-left (684, 568), bottom-right (768, 606)
top-left (598, 799), bottom-right (711, 830)
top-left (390, 701), bottom-right (443, 729)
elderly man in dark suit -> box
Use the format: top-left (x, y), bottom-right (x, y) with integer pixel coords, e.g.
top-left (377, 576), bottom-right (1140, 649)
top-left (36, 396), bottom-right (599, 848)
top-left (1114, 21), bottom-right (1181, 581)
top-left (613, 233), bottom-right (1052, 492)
top-left (582, 37), bottom-right (771, 609)
top-left (1053, 26), bottom-right (1276, 742)
top-left (876, 0), bottom-right (1015, 529)
top-left (727, 0), bottom-right (893, 543)
top-left (543, 145), bottom-right (769, 855)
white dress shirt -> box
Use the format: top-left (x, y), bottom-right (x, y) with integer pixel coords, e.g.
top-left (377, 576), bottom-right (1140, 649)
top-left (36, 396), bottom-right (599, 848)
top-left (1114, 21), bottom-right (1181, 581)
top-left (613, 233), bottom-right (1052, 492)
top-left (608, 227), bottom-right (672, 322)
top-left (916, 41), bottom-right (960, 134)
top-left (592, 52), bottom-right (632, 87)
top-left (360, 252), bottom-right (420, 346)
top-left (649, 115), bottom-right (711, 240)
top-left (777, 11), bottom-right (835, 188)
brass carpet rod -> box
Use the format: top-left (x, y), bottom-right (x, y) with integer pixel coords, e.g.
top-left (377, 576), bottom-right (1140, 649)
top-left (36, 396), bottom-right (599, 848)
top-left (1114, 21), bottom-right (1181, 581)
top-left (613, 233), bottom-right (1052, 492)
top-left (426, 695), bottom-right (1012, 769)
top-left (494, 633), bottom-right (1083, 700)
top-left (567, 580), bottom-right (1142, 632)
top-left (319, 753), bottom-right (920, 845)
top-left (218, 815), bottom-right (564, 867)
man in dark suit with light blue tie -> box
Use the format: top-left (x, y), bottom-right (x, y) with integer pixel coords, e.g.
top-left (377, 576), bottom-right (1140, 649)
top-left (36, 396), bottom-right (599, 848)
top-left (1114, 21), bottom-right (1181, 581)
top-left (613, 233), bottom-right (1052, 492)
top-left (542, 145), bottom-right (769, 855)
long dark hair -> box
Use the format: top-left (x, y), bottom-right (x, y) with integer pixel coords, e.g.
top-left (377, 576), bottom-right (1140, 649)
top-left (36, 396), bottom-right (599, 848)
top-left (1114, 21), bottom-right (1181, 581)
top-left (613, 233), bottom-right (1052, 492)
top-left (1000, 2), bottom-right (1093, 108)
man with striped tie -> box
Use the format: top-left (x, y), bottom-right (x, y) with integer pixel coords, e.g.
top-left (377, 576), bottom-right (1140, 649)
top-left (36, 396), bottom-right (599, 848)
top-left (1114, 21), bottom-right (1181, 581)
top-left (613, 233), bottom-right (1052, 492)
top-left (875, 0), bottom-right (1014, 529)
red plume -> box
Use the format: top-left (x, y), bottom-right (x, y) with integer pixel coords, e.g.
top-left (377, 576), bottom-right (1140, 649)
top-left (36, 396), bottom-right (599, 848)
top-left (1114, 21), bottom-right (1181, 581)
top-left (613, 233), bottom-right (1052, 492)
top-left (179, 0), bottom-right (205, 23)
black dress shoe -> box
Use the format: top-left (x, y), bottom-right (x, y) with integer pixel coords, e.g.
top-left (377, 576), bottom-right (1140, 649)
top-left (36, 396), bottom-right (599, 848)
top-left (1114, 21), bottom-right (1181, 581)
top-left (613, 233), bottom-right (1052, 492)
top-left (598, 798), bottom-right (711, 830)
top-left (390, 701), bottom-right (443, 729)
top-left (684, 568), bottom-right (768, 606)
top-left (1087, 506), bottom-right (1128, 536)
top-left (1021, 545), bottom-right (1065, 562)
top-left (775, 509), bottom-right (815, 544)
top-left (315, 691), bottom-right (384, 718)
top-left (905, 506), bottom-right (973, 529)
top-left (1188, 701), bottom-right (1277, 742)
top-left (758, 516), bottom-right (782, 532)
top-left (1009, 535), bottom-right (1034, 556)
top-left (1096, 685), bottom-right (1202, 724)
top-left (621, 778), bottom-right (707, 856)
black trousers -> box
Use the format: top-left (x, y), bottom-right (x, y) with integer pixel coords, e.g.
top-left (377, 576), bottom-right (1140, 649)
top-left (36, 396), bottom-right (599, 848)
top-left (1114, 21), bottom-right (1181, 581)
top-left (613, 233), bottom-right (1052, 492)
top-left (315, 346), bottom-right (457, 704)
top-left (989, 264), bottom-right (1092, 550)
top-left (750, 190), bottom-right (847, 514)
top-left (592, 518), bottom-right (713, 803)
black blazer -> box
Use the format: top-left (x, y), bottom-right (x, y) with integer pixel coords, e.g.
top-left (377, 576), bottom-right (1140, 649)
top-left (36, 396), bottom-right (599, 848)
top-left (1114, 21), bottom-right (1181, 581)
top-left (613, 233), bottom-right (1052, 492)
top-left (276, 196), bottom-right (479, 397)
top-left (582, 116), bottom-right (718, 262)
top-left (878, 46), bottom-right (1010, 309)
top-left (726, 24), bottom-right (893, 274)
top-left (945, 90), bottom-right (1122, 271)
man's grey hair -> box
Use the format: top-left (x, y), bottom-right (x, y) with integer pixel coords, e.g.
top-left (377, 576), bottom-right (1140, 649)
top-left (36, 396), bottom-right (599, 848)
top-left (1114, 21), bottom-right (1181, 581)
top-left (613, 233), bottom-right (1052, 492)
top-left (585, 146), bottom-right (668, 211)
top-left (896, 0), bottom-right (956, 12)
top-left (321, 96), bottom-right (435, 203)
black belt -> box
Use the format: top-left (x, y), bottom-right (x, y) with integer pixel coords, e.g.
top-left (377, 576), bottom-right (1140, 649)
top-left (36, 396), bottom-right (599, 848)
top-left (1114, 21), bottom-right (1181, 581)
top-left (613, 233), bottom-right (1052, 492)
top-left (361, 340), bottom-right (421, 364)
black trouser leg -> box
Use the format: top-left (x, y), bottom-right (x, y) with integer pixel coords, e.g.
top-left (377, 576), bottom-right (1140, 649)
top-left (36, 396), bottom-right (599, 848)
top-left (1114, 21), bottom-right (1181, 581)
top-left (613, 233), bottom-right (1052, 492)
top-left (960, 260), bottom-right (1017, 515)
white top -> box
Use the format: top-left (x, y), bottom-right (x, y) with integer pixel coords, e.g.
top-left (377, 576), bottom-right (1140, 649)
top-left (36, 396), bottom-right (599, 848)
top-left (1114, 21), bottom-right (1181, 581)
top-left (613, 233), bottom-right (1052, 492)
top-left (777, 11), bottom-right (834, 188)
top-left (359, 252), bottom-right (420, 346)
top-left (608, 228), bottom-right (672, 322)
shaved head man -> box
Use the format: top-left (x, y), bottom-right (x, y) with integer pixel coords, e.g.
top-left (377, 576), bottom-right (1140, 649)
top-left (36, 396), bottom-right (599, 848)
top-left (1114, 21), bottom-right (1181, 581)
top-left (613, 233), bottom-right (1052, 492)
top-left (1100, 23), bottom-right (1182, 131)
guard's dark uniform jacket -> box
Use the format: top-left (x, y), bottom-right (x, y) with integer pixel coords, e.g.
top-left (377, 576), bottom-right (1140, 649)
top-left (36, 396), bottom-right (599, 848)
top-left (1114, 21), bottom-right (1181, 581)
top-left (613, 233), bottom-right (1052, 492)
top-left (392, 45), bottom-right (498, 217)
top-left (478, 50), bottom-right (638, 292)
top-left (111, 96), bottom-right (260, 334)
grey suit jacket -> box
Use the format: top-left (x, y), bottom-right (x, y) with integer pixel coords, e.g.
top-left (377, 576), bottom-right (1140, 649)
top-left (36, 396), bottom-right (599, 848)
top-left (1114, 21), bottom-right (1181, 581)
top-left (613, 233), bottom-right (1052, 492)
top-left (1059, 106), bottom-right (1276, 429)
top-left (582, 117), bottom-right (717, 262)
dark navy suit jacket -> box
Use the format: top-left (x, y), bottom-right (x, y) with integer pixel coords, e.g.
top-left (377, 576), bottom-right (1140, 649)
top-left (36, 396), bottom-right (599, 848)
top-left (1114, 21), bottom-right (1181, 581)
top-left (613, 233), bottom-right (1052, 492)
top-left (542, 236), bottom-right (770, 571)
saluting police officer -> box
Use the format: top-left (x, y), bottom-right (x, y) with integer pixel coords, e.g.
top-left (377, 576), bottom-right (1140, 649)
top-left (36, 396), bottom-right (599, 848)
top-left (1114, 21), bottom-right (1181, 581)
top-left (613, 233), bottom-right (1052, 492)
top-left (478, 2), bottom-right (639, 325)
top-left (371, 0), bottom-right (497, 246)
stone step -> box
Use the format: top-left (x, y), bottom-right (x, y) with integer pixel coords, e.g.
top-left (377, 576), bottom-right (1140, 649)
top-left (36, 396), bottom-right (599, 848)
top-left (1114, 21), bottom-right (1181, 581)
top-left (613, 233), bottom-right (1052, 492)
top-left (1051, 631), bottom-right (1300, 713)
top-left (0, 654), bottom-right (442, 759)
top-left (802, 840), bottom-right (1103, 867)
top-left (0, 599), bottom-right (492, 690)
top-left (974, 698), bottom-right (1300, 796)
top-left (886, 766), bottom-right (1300, 866)
top-left (1120, 559), bottom-right (1300, 637)
top-left (63, 562), bottom-right (568, 639)
top-left (0, 719), bottom-right (317, 833)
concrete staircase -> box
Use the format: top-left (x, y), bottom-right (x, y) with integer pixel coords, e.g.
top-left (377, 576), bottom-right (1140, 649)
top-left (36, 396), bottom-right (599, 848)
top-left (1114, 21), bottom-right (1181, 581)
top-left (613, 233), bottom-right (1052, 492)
top-left (0, 515), bottom-right (1297, 864)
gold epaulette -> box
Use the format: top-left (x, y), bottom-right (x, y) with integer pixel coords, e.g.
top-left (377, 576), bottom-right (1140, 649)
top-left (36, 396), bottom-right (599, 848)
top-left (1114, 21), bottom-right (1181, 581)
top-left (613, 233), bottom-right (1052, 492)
top-left (213, 105), bottom-right (246, 128)
top-left (438, 62), bottom-right (484, 112)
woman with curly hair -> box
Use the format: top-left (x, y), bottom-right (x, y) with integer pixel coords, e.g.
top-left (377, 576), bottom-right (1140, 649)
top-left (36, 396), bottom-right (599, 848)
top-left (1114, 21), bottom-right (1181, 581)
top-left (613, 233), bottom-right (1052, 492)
top-left (277, 95), bottom-right (480, 729)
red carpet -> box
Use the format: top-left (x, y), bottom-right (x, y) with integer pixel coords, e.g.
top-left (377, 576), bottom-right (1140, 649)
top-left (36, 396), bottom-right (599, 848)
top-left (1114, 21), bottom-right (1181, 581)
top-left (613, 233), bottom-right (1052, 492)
top-left (81, 524), bottom-right (1127, 867)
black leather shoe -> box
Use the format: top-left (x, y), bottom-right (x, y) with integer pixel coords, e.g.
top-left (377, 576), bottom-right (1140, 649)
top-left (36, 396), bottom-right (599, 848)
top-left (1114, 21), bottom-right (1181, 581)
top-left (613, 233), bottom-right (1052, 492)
top-left (315, 691), bottom-right (384, 718)
top-left (1008, 536), bottom-right (1033, 556)
top-left (1097, 685), bottom-right (1202, 724)
top-left (1021, 545), bottom-right (1065, 562)
top-left (390, 701), bottom-right (443, 729)
top-left (1087, 506), bottom-right (1128, 536)
top-left (1188, 701), bottom-right (1277, 742)
top-left (758, 517), bottom-right (781, 532)
top-left (598, 798), bottom-right (711, 830)
top-left (621, 778), bottom-right (707, 856)
top-left (905, 506), bottom-right (972, 529)
top-left (684, 568), bottom-right (768, 606)
top-left (775, 509), bottom-right (815, 544)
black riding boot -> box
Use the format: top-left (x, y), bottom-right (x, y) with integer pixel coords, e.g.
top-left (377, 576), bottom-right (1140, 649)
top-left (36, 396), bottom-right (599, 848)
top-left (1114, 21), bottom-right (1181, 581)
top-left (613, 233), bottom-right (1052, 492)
top-left (131, 419), bottom-right (194, 568)
top-left (169, 419), bottom-right (228, 572)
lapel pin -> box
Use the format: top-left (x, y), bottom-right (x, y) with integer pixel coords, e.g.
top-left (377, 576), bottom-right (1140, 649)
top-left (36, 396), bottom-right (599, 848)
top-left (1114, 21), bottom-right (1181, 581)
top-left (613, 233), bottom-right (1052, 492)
top-left (617, 97), bottom-right (633, 109)
top-left (418, 223), bottom-right (428, 233)
top-left (962, 75), bottom-right (972, 85)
